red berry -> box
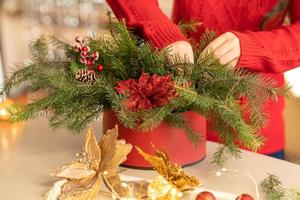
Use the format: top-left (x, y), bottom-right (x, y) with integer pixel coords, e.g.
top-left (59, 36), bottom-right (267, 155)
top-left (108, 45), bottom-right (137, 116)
top-left (80, 51), bottom-right (88, 58)
top-left (91, 51), bottom-right (99, 60)
top-left (97, 64), bottom-right (104, 72)
top-left (81, 46), bottom-right (90, 52)
top-left (195, 191), bottom-right (216, 200)
top-left (236, 194), bottom-right (254, 200)
top-left (86, 59), bottom-right (94, 68)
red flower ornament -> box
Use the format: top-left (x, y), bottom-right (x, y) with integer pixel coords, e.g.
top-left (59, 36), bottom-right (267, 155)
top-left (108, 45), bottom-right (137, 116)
top-left (115, 72), bottom-right (176, 111)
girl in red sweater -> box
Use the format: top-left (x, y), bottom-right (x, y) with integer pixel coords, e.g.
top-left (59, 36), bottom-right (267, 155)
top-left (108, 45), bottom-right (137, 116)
top-left (107, 0), bottom-right (300, 159)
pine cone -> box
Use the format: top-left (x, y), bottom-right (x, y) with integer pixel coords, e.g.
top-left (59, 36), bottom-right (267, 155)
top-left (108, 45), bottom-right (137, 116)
top-left (75, 69), bottom-right (97, 84)
top-left (198, 72), bottom-right (212, 84)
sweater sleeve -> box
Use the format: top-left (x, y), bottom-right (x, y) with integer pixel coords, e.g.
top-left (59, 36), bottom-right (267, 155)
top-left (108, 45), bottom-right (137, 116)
top-left (232, 0), bottom-right (300, 74)
top-left (106, 0), bottom-right (187, 49)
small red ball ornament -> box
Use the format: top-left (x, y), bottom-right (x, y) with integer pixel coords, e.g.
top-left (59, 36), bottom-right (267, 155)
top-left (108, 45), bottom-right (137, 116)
top-left (236, 194), bottom-right (254, 200)
top-left (80, 51), bottom-right (88, 58)
top-left (97, 64), bottom-right (104, 72)
top-left (86, 59), bottom-right (94, 68)
top-left (81, 46), bottom-right (90, 52)
top-left (195, 191), bottom-right (216, 200)
top-left (91, 51), bottom-right (99, 60)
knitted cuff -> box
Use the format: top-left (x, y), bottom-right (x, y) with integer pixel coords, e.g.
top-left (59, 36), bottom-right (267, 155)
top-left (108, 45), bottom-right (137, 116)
top-left (231, 31), bottom-right (265, 71)
top-left (143, 22), bottom-right (188, 49)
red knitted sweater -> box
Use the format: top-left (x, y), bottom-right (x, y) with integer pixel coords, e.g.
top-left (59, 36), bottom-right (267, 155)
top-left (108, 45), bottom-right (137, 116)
top-left (107, 0), bottom-right (300, 154)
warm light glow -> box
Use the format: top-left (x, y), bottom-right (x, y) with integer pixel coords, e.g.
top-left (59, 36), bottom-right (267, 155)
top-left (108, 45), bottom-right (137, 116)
top-left (177, 192), bottom-right (183, 197)
top-left (121, 182), bottom-right (128, 187)
top-left (0, 108), bottom-right (9, 119)
top-left (0, 99), bottom-right (13, 120)
top-left (170, 188), bottom-right (177, 195)
top-left (147, 176), bottom-right (182, 200)
top-left (285, 68), bottom-right (300, 97)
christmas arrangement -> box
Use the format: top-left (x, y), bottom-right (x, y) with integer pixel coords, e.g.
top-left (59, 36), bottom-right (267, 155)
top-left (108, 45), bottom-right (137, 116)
top-left (0, 15), bottom-right (285, 165)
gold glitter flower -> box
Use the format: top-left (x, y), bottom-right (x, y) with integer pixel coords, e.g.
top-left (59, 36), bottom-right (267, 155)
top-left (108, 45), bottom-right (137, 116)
top-left (137, 145), bottom-right (200, 200)
top-left (45, 126), bottom-right (132, 200)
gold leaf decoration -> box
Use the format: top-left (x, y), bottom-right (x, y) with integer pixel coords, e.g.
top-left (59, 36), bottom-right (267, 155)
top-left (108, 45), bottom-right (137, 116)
top-left (84, 128), bottom-right (101, 170)
top-left (50, 161), bottom-right (96, 180)
top-left (45, 125), bottom-right (132, 200)
top-left (105, 140), bottom-right (133, 176)
top-left (58, 176), bottom-right (101, 200)
top-left (137, 145), bottom-right (200, 200)
top-left (98, 126), bottom-right (118, 161)
top-left (98, 125), bottom-right (119, 173)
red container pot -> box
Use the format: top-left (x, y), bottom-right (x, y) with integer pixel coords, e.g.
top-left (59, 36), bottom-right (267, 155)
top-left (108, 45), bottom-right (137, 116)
top-left (103, 111), bottom-right (206, 169)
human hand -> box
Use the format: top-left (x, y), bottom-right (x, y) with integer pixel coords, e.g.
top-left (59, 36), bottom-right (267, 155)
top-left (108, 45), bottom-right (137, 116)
top-left (199, 32), bottom-right (241, 68)
top-left (163, 41), bottom-right (194, 64)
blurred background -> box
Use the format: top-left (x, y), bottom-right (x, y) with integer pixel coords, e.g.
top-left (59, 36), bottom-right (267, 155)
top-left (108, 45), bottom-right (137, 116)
top-left (0, 0), bottom-right (299, 164)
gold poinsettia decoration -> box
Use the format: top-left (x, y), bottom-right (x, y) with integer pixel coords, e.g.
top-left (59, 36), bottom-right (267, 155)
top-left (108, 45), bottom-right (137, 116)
top-left (136, 145), bottom-right (200, 200)
top-left (45, 125), bottom-right (132, 200)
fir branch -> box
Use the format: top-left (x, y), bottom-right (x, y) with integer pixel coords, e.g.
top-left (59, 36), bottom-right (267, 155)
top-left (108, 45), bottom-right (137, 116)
top-left (49, 36), bottom-right (79, 62)
top-left (7, 96), bottom-right (54, 122)
top-left (178, 19), bottom-right (202, 37)
top-left (286, 189), bottom-right (300, 200)
top-left (261, 174), bottom-right (286, 200)
top-left (49, 104), bottom-right (103, 132)
top-left (216, 99), bottom-right (264, 151)
top-left (261, 174), bottom-right (300, 200)
top-left (175, 75), bottom-right (264, 155)
top-left (211, 144), bottom-right (241, 166)
top-left (197, 30), bottom-right (217, 52)
top-left (138, 105), bottom-right (173, 132)
top-left (49, 35), bottom-right (73, 50)
top-left (1, 63), bottom-right (36, 96)
top-left (30, 36), bottom-right (48, 63)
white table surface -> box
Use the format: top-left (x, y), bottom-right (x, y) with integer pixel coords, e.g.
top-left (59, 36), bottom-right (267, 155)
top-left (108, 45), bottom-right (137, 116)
top-left (1, 117), bottom-right (300, 200)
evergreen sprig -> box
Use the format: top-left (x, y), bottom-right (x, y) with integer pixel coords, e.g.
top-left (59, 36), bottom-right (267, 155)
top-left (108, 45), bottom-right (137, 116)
top-left (261, 174), bottom-right (300, 200)
top-left (0, 18), bottom-right (286, 166)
